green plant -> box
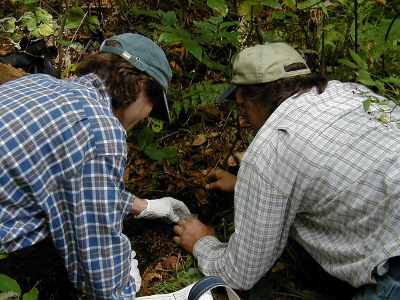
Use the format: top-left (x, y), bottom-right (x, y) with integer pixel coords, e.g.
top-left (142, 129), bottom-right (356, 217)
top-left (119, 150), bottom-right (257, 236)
top-left (128, 126), bottom-right (178, 165)
top-left (131, 2), bottom-right (242, 76)
top-left (173, 81), bottom-right (229, 120)
top-left (0, 274), bottom-right (38, 300)
top-left (151, 254), bottom-right (203, 295)
top-left (2, 0), bottom-right (55, 39)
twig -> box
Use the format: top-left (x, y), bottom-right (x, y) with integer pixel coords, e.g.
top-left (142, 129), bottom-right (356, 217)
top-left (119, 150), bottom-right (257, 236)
top-left (57, 0), bottom-right (69, 78)
top-left (222, 114), bottom-right (241, 171)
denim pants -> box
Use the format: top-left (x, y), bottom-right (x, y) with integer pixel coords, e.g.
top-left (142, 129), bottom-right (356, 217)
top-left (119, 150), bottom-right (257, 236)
top-left (352, 257), bottom-right (400, 300)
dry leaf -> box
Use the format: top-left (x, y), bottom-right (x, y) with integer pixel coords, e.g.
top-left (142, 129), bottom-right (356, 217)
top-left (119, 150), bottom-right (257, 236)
top-left (192, 134), bottom-right (207, 146)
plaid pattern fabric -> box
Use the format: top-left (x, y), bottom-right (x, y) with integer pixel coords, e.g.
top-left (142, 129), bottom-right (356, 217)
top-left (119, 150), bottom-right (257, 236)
top-left (193, 81), bottom-right (400, 290)
top-left (0, 74), bottom-right (137, 299)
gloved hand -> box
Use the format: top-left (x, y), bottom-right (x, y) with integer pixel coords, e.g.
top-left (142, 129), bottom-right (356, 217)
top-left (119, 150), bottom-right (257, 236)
top-left (135, 197), bottom-right (191, 223)
top-left (130, 251), bottom-right (141, 292)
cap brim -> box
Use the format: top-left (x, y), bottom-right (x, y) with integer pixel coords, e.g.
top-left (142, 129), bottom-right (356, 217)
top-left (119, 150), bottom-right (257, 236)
top-left (216, 84), bottom-right (237, 103)
top-left (148, 91), bottom-right (171, 124)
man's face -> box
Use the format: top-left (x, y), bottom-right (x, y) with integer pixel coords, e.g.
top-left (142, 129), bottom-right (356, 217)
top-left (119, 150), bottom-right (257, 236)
top-left (236, 88), bottom-right (270, 133)
top-left (113, 83), bottom-right (154, 131)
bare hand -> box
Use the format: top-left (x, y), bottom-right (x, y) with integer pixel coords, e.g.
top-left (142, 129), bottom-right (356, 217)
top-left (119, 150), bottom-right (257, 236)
top-left (173, 218), bottom-right (215, 253)
top-left (204, 169), bottom-right (237, 192)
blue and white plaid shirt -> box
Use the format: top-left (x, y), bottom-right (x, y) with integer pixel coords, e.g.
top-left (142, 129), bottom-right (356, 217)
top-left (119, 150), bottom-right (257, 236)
top-left (0, 74), bottom-right (137, 299)
top-left (193, 81), bottom-right (400, 290)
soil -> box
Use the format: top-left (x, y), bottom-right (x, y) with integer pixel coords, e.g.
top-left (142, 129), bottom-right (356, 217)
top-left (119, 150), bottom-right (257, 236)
top-left (0, 62), bottom-right (29, 84)
top-left (0, 64), bottom-right (357, 300)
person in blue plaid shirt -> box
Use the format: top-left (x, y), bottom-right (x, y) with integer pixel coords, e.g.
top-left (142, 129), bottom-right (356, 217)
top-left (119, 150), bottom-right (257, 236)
top-left (0, 33), bottom-right (191, 299)
top-left (173, 43), bottom-right (400, 300)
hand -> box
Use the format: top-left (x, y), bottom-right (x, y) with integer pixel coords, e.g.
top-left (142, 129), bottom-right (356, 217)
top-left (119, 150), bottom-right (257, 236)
top-left (204, 169), bottom-right (237, 192)
top-left (129, 251), bottom-right (141, 292)
top-left (135, 197), bottom-right (191, 223)
top-left (173, 217), bottom-right (215, 254)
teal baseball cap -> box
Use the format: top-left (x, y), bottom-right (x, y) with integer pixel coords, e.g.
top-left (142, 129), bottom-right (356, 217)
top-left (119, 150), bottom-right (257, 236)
top-left (99, 33), bottom-right (173, 123)
top-left (217, 43), bottom-right (311, 102)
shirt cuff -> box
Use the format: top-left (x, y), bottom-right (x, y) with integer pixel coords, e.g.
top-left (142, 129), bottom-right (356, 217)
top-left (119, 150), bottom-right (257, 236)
top-left (193, 235), bottom-right (221, 258)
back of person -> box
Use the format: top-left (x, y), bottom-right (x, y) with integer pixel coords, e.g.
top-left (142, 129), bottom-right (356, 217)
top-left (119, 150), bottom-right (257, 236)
top-left (0, 72), bottom-right (125, 252)
top-left (251, 79), bottom-right (400, 287)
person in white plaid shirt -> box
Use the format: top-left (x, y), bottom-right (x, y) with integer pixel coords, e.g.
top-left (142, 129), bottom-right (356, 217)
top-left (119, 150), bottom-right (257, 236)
top-left (173, 43), bottom-right (400, 300)
top-left (0, 33), bottom-right (192, 299)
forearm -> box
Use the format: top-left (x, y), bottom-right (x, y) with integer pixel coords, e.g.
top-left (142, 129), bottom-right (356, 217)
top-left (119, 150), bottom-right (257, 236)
top-left (193, 235), bottom-right (272, 291)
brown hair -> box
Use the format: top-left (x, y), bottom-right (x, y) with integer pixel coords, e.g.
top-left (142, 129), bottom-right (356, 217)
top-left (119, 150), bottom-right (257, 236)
top-left (240, 63), bottom-right (328, 115)
top-left (76, 40), bottom-right (163, 110)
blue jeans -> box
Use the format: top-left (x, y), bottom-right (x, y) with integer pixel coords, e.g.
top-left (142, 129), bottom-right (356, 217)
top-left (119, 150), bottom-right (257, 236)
top-left (353, 257), bottom-right (400, 300)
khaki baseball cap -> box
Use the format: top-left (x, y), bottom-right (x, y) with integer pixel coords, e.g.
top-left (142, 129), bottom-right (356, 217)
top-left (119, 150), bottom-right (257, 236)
top-left (100, 33), bottom-right (173, 123)
top-left (217, 43), bottom-right (311, 102)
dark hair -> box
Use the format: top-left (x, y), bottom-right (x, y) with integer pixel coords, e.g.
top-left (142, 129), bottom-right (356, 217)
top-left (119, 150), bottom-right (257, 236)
top-left (240, 63), bottom-right (328, 115)
top-left (76, 40), bottom-right (163, 110)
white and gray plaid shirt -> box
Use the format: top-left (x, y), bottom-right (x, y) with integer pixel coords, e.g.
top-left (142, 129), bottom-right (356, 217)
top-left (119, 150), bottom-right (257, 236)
top-left (194, 80), bottom-right (400, 290)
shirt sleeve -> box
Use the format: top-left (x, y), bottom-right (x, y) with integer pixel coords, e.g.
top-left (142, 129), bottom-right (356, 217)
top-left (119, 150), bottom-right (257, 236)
top-left (46, 155), bottom-right (137, 299)
top-left (193, 130), bottom-right (298, 291)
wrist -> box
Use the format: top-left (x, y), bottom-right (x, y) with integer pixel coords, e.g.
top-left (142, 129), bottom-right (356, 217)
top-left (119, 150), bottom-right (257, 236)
top-left (130, 197), bottom-right (149, 215)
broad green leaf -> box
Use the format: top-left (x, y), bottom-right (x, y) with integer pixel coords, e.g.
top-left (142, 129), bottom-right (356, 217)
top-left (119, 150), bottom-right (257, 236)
top-left (22, 12), bottom-right (37, 31)
top-left (220, 21), bottom-right (238, 28)
top-left (263, 29), bottom-right (277, 42)
top-left (23, 288), bottom-right (39, 300)
top-left (25, 0), bottom-right (40, 3)
top-left (162, 11), bottom-right (176, 26)
top-left (262, 0), bottom-right (282, 9)
top-left (144, 149), bottom-right (165, 162)
top-left (209, 16), bottom-right (223, 24)
top-left (87, 15), bottom-right (99, 30)
top-left (207, 0), bottom-right (228, 17)
top-left (38, 23), bottom-right (54, 36)
top-left (272, 11), bottom-right (286, 19)
top-left (65, 5), bottom-right (84, 29)
top-left (138, 126), bottom-right (154, 150)
top-left (382, 77), bottom-right (400, 86)
top-left (0, 274), bottom-right (21, 294)
top-left (238, 0), bottom-right (264, 20)
top-left (4, 18), bottom-right (16, 33)
top-left (30, 27), bottom-right (41, 37)
top-left (284, 0), bottom-right (296, 8)
top-left (151, 119), bottom-right (164, 133)
top-left (194, 33), bottom-right (215, 44)
top-left (349, 49), bottom-right (367, 70)
top-left (363, 99), bottom-right (371, 112)
top-left (168, 28), bottom-right (191, 39)
top-left (56, 39), bottom-right (72, 46)
top-left (131, 9), bottom-right (162, 19)
top-left (160, 32), bottom-right (180, 43)
top-left (358, 70), bottom-right (377, 87)
top-left (337, 58), bottom-right (358, 69)
top-left (35, 7), bottom-right (52, 23)
top-left (161, 145), bottom-right (177, 159)
top-left (193, 21), bottom-right (218, 32)
top-left (181, 39), bottom-right (203, 61)
top-left (0, 253), bottom-right (8, 259)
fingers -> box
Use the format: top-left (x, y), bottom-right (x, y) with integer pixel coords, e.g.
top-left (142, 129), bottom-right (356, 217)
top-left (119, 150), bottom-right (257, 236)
top-left (169, 213), bottom-right (179, 223)
top-left (205, 181), bottom-right (218, 190)
top-left (170, 199), bottom-right (191, 214)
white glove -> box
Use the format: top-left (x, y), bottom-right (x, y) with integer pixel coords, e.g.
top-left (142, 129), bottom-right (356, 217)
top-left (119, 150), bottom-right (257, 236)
top-left (135, 197), bottom-right (191, 223)
top-left (129, 251), bottom-right (141, 292)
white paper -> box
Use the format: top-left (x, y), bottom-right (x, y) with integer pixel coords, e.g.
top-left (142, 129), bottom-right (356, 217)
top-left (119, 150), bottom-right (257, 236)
top-left (137, 282), bottom-right (213, 300)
